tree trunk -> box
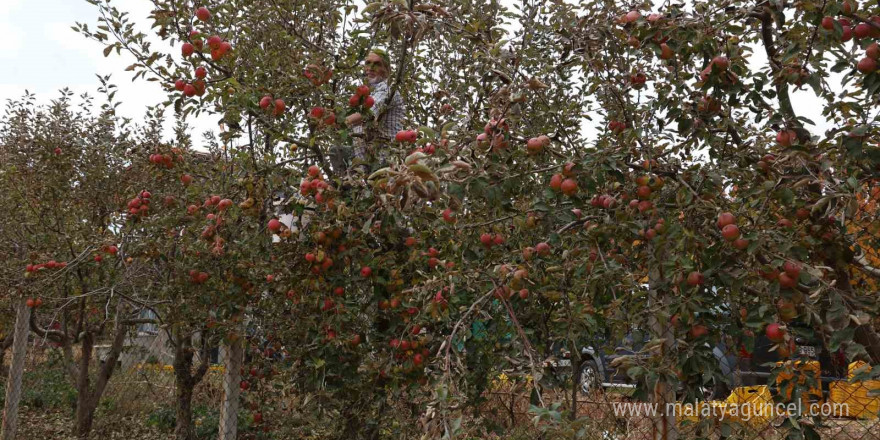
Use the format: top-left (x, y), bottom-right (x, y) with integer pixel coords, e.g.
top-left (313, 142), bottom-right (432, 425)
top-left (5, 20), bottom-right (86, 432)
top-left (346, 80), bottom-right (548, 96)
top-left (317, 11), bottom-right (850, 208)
top-left (174, 335), bottom-right (195, 440)
top-left (74, 331), bottom-right (94, 439)
top-left (74, 396), bottom-right (96, 440)
top-left (570, 356), bottom-right (581, 421)
top-left (175, 382), bottom-right (195, 440)
top-left (173, 330), bottom-right (210, 440)
top-left (1, 298), bottom-right (30, 440)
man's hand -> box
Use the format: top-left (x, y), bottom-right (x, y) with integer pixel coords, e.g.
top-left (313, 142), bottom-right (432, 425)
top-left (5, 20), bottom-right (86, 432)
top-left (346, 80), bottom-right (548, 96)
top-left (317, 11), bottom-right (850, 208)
top-left (345, 112), bottom-right (363, 127)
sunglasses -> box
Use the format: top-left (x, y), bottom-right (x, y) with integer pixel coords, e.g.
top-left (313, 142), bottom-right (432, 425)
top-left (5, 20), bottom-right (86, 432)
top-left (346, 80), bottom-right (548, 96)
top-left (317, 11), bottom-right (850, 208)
top-left (364, 61), bottom-right (383, 68)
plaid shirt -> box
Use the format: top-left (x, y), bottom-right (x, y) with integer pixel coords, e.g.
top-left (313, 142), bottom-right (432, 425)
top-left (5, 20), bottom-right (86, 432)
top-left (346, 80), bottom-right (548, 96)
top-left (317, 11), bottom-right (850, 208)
top-left (352, 80), bottom-right (405, 164)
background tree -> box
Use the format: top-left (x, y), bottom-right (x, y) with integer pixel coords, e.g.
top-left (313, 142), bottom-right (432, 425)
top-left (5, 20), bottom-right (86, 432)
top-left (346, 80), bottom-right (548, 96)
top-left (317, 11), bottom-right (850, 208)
top-left (17, 0), bottom-right (879, 438)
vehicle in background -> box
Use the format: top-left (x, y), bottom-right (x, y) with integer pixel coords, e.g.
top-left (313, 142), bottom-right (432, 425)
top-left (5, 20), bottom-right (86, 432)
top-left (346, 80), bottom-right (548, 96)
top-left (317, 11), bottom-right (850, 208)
top-left (545, 324), bottom-right (848, 398)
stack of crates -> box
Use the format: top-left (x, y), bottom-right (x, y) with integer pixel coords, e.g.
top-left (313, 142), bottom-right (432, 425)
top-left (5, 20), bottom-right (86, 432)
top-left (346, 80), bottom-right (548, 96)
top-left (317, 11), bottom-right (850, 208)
top-left (828, 361), bottom-right (879, 419)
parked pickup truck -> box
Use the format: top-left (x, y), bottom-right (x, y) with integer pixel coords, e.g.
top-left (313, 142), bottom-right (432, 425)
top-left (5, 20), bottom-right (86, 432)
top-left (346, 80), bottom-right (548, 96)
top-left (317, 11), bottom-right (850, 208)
top-left (544, 325), bottom-right (848, 398)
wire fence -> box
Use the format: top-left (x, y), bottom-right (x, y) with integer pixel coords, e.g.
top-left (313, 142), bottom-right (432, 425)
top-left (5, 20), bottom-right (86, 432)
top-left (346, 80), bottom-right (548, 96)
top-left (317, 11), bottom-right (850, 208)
top-left (478, 366), bottom-right (880, 440)
top-left (2, 323), bottom-right (879, 439)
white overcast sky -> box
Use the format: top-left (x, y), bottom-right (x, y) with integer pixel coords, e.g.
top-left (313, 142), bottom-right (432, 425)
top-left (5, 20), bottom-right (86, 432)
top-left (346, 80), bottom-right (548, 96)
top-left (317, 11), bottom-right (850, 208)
top-left (0, 0), bottom-right (216, 147)
top-left (1, 0), bottom-right (835, 151)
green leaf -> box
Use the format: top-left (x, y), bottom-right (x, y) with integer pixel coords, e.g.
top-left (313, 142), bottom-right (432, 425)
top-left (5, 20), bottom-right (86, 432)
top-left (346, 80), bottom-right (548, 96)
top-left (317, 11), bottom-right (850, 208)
top-left (829, 327), bottom-right (854, 351)
top-left (417, 125), bottom-right (436, 138)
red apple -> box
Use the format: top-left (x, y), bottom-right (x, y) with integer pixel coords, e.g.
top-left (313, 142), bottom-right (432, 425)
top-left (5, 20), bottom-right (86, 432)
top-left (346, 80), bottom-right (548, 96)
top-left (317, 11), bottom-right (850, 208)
top-left (776, 129), bottom-right (796, 147)
top-left (778, 273), bottom-right (798, 289)
top-left (686, 271), bottom-right (704, 286)
top-left (782, 261), bottom-right (801, 279)
top-left (535, 242), bottom-right (550, 256)
top-left (659, 43), bottom-right (673, 60)
top-left (174, 79), bottom-right (186, 91)
top-left (181, 43), bottom-right (194, 57)
top-left (855, 23), bottom-right (871, 39)
top-left (526, 137), bottom-right (544, 154)
top-left (712, 56), bottom-right (729, 71)
top-left (549, 173), bottom-right (563, 191)
top-left (689, 324), bottom-right (708, 339)
top-left (721, 224), bottom-right (740, 241)
top-left (561, 178), bottom-right (578, 195)
top-left (360, 266), bottom-right (372, 278)
top-left (259, 95), bottom-right (272, 110)
top-left (267, 219), bottom-right (282, 232)
top-left (273, 99), bottom-right (286, 116)
top-left (207, 35), bottom-right (222, 50)
top-left (717, 212), bottom-right (736, 228)
top-left (821, 16), bottom-right (835, 30)
top-left (442, 208), bottom-right (456, 223)
top-left (765, 323), bottom-right (785, 343)
top-left (858, 57), bottom-right (877, 73)
top-left (195, 7), bottom-right (211, 21)
top-left (624, 10), bottom-right (641, 23)
top-left (480, 233), bottom-right (493, 247)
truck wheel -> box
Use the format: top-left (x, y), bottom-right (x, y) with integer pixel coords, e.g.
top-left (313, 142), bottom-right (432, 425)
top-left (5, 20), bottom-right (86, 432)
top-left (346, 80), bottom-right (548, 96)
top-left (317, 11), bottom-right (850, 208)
top-left (579, 361), bottom-right (601, 395)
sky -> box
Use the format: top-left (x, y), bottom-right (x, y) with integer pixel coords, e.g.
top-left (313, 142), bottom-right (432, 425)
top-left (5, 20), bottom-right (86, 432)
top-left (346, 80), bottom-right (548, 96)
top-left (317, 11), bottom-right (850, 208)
top-left (0, 0), bottom-right (215, 147)
top-left (0, 0), bottom-right (837, 151)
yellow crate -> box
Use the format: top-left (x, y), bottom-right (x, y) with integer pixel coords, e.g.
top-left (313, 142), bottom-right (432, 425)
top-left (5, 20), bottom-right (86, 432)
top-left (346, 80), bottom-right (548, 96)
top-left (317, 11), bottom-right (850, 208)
top-left (676, 401), bottom-right (729, 423)
top-left (775, 360), bottom-right (822, 404)
top-left (827, 362), bottom-right (880, 420)
top-left (724, 385), bottom-right (774, 424)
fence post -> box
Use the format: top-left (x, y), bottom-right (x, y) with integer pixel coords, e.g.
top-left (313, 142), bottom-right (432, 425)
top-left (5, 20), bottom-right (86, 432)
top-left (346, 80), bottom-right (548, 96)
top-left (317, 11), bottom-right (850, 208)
top-left (1, 297), bottom-right (31, 440)
top-left (218, 331), bottom-right (244, 440)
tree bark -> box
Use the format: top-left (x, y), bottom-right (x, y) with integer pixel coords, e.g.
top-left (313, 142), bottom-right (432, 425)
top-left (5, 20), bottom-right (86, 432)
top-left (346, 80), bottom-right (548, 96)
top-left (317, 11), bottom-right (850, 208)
top-left (175, 381), bottom-right (194, 440)
top-left (174, 330), bottom-right (211, 440)
top-left (1, 298), bottom-right (31, 440)
top-left (69, 302), bottom-right (132, 439)
top-left (0, 333), bottom-right (13, 377)
top-left (74, 331), bottom-right (94, 439)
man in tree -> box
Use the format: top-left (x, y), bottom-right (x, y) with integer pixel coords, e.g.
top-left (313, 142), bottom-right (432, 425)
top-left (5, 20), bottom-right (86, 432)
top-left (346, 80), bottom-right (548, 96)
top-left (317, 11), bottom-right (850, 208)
top-left (335, 49), bottom-right (405, 173)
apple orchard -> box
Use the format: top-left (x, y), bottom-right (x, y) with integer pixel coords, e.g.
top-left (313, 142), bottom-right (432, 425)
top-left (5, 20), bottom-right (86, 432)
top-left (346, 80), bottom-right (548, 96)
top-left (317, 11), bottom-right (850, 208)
top-left (2, 0), bottom-right (880, 439)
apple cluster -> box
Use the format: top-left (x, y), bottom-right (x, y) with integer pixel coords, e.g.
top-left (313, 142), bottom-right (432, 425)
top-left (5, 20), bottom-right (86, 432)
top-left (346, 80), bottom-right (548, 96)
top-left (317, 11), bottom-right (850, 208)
top-left (188, 269), bottom-right (210, 284)
top-left (475, 118), bottom-right (510, 151)
top-left (126, 190), bottom-right (153, 217)
top-left (348, 84), bottom-right (375, 109)
top-left (259, 95), bottom-right (286, 117)
top-left (149, 151), bottom-right (182, 169)
top-left (526, 135), bottom-right (550, 155)
top-left (308, 106), bottom-right (336, 127)
top-left (298, 165), bottom-right (333, 204)
top-left (303, 63), bottom-right (333, 87)
top-left (25, 260), bottom-right (68, 274)
top-left (716, 212), bottom-right (748, 250)
top-left (819, 4), bottom-right (880, 74)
